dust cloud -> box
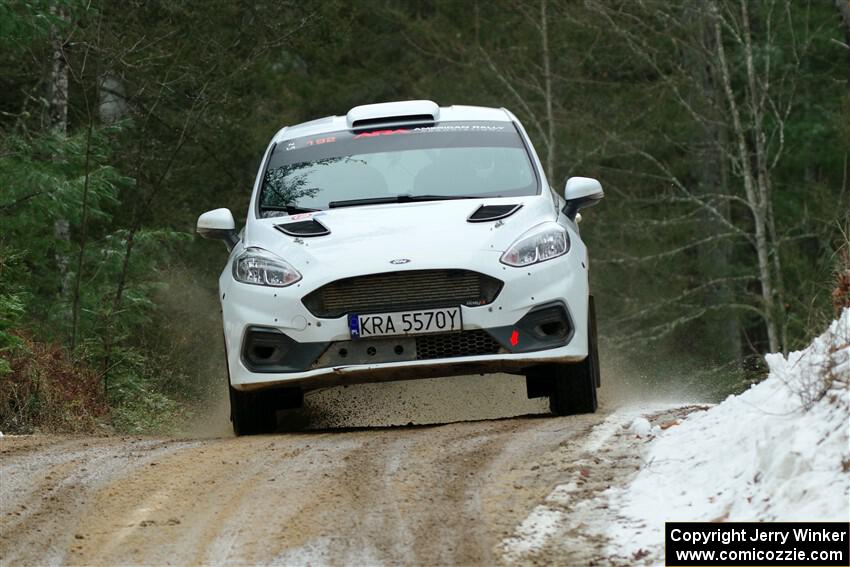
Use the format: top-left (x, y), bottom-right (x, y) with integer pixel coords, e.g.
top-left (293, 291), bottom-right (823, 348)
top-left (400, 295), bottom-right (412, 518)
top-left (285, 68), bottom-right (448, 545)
top-left (180, 372), bottom-right (551, 436)
top-left (179, 337), bottom-right (725, 436)
top-left (300, 373), bottom-right (550, 429)
top-left (596, 340), bottom-right (736, 407)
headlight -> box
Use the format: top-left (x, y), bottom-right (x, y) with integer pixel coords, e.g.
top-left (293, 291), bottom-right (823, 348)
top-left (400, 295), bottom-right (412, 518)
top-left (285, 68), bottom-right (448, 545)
top-left (233, 247), bottom-right (301, 287)
top-left (500, 224), bottom-right (570, 267)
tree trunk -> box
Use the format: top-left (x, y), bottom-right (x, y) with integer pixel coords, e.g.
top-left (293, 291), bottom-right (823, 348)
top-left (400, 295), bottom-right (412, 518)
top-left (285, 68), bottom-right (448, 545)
top-left (711, 1), bottom-right (780, 353)
top-left (49, 6), bottom-right (72, 305)
top-left (70, 122), bottom-right (93, 350)
top-left (837, 0), bottom-right (850, 97)
top-left (99, 75), bottom-right (127, 124)
top-left (48, 7), bottom-right (69, 133)
top-left (692, 5), bottom-right (742, 362)
top-left (740, 0), bottom-right (787, 353)
top-left (71, 12), bottom-right (104, 352)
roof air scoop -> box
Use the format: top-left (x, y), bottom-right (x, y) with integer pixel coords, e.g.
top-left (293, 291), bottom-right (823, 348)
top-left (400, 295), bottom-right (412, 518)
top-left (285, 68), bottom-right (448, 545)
top-left (467, 204), bottom-right (523, 223)
top-left (275, 219), bottom-right (330, 237)
top-left (347, 100), bottom-right (440, 130)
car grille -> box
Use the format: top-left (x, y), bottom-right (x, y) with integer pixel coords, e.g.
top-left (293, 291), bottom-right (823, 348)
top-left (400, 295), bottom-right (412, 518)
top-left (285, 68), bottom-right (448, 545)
top-left (302, 270), bottom-right (503, 318)
top-left (415, 330), bottom-right (502, 360)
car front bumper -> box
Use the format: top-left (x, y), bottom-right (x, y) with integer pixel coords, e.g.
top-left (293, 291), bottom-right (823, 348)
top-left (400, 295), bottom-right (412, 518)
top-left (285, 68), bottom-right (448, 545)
top-left (220, 249), bottom-right (590, 392)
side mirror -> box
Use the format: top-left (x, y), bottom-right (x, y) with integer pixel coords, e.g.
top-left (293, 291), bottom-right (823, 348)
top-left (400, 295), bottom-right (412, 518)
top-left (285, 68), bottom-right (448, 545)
top-left (563, 177), bottom-right (603, 220)
top-left (197, 208), bottom-right (239, 251)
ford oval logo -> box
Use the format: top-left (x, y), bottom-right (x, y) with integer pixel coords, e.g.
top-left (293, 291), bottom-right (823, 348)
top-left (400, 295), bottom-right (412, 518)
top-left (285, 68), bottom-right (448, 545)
top-left (390, 258), bottom-right (411, 265)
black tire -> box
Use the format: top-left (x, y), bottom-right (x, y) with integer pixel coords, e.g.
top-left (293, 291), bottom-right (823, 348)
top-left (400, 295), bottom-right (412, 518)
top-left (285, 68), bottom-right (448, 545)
top-left (229, 386), bottom-right (278, 436)
top-left (223, 334), bottom-right (281, 436)
top-left (549, 296), bottom-right (600, 415)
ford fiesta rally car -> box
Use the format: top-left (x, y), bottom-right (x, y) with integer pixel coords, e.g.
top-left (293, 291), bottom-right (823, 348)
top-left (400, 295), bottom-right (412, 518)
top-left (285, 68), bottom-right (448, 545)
top-left (197, 100), bottom-right (604, 435)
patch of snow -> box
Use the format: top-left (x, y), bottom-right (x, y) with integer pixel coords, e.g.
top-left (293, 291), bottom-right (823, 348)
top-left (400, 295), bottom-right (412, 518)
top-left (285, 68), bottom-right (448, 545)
top-left (544, 481), bottom-right (578, 507)
top-left (269, 536), bottom-right (335, 566)
top-left (583, 403), bottom-right (673, 452)
top-left (270, 535), bottom-right (384, 566)
top-left (607, 308), bottom-right (850, 561)
top-left (500, 505), bottom-right (566, 561)
top-left (500, 404), bottom-right (681, 562)
top-left (583, 411), bottom-right (634, 453)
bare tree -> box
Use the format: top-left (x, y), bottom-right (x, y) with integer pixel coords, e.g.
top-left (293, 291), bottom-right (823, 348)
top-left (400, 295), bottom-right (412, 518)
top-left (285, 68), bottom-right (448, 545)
top-left (48, 5), bottom-right (72, 301)
top-left (587, 0), bottom-right (809, 354)
top-left (400, 0), bottom-right (564, 186)
top-left (711, 0), bottom-right (788, 353)
top-left (70, 12), bottom-right (104, 351)
top-left (47, 6), bottom-right (69, 133)
top-left (474, 0), bottom-right (560, 184)
top-left (837, 0), bottom-right (850, 96)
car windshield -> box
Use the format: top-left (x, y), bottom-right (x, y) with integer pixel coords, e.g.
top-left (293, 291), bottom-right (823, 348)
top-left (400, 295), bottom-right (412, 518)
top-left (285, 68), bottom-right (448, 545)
top-left (257, 121), bottom-right (538, 216)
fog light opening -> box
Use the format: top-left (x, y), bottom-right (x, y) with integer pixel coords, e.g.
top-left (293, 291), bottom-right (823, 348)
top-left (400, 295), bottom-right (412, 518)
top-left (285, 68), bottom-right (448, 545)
top-left (538, 321), bottom-right (566, 337)
top-left (253, 345), bottom-right (276, 360)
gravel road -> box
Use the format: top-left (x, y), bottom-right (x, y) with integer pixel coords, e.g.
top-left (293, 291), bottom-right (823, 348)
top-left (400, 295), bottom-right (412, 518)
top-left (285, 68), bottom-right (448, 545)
top-left (0, 373), bottom-right (682, 566)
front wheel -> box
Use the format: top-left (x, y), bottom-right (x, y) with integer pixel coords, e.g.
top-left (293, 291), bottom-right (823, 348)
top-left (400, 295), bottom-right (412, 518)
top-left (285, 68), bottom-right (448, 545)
top-left (549, 296), bottom-right (600, 415)
top-left (229, 386), bottom-right (278, 436)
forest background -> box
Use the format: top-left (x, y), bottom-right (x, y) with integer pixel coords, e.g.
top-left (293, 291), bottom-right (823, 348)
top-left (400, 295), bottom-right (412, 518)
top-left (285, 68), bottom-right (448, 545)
top-left (1, 0), bottom-right (848, 432)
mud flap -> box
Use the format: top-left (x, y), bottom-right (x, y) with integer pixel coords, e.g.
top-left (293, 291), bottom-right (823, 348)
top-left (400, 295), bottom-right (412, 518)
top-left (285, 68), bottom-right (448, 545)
top-left (525, 370), bottom-right (553, 399)
top-left (268, 387), bottom-right (304, 410)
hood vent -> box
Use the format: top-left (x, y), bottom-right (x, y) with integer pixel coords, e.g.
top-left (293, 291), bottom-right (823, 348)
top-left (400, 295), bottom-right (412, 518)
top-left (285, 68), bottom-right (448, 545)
top-left (467, 204), bottom-right (522, 223)
top-left (275, 219), bottom-right (330, 237)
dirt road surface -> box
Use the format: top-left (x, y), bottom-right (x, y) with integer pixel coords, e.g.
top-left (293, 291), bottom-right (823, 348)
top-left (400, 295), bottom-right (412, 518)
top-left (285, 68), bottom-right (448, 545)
top-left (0, 373), bottom-right (688, 566)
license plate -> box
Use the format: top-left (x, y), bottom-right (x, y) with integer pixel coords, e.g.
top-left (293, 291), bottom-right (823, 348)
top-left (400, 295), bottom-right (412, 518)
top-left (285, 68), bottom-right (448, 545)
top-left (348, 307), bottom-right (462, 339)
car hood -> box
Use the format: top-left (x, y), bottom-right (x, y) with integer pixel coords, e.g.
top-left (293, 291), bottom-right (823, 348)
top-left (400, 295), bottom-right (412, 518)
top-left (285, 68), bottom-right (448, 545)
top-left (242, 197), bottom-right (558, 275)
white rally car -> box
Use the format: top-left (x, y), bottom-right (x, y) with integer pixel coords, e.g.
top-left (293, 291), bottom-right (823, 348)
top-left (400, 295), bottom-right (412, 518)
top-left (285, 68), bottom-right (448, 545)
top-left (198, 100), bottom-right (604, 435)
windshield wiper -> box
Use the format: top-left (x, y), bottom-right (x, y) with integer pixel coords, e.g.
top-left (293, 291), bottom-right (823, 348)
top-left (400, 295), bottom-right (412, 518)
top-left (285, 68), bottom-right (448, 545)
top-left (261, 204), bottom-right (321, 214)
top-left (328, 194), bottom-right (478, 209)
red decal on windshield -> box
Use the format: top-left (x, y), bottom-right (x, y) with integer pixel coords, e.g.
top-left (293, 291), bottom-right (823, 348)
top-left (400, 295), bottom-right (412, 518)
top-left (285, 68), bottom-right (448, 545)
top-left (354, 129), bottom-right (411, 139)
top-left (306, 136), bottom-right (336, 146)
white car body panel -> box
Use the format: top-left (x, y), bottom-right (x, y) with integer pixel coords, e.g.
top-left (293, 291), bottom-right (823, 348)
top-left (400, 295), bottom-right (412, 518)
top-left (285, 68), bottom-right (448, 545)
top-left (208, 102), bottom-right (597, 392)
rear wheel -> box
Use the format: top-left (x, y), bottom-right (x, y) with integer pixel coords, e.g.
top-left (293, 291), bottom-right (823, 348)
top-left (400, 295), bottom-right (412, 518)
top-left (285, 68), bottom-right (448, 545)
top-left (229, 386), bottom-right (278, 436)
top-left (549, 296), bottom-right (600, 415)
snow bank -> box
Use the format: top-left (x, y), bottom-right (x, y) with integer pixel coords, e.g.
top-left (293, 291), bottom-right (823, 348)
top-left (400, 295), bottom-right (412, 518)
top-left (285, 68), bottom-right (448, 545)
top-left (608, 309), bottom-right (850, 559)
